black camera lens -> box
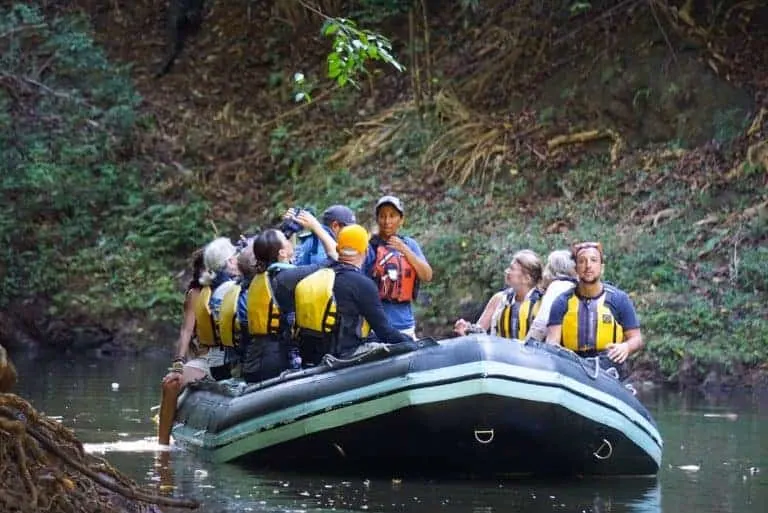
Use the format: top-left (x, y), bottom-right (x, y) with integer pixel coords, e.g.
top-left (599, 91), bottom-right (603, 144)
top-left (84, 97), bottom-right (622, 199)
top-left (279, 207), bottom-right (304, 237)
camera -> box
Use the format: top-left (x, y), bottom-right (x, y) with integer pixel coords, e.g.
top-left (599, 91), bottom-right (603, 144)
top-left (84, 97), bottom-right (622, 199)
top-left (279, 207), bottom-right (304, 237)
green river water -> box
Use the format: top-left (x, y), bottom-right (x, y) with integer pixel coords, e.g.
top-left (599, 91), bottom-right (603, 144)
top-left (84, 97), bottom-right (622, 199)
top-left (13, 356), bottom-right (766, 513)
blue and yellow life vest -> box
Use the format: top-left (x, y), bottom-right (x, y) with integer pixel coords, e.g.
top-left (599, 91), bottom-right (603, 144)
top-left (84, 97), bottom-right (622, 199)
top-left (194, 279), bottom-right (239, 347)
top-left (218, 284), bottom-right (242, 347)
top-left (294, 267), bottom-right (370, 339)
top-left (245, 273), bottom-right (281, 336)
top-left (496, 288), bottom-right (543, 339)
top-left (561, 287), bottom-right (624, 352)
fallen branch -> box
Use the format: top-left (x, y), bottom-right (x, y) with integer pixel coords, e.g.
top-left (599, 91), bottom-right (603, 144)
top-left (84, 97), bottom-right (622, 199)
top-left (0, 72), bottom-right (85, 105)
top-left (0, 23), bottom-right (47, 40)
top-left (746, 139), bottom-right (768, 171)
top-left (741, 199), bottom-right (768, 220)
top-left (642, 207), bottom-right (679, 227)
top-left (547, 129), bottom-right (605, 149)
top-left (648, 0), bottom-right (678, 63)
top-left (747, 108), bottom-right (766, 137)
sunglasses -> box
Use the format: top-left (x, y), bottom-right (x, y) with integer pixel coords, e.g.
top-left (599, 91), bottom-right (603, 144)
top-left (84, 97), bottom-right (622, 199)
top-left (571, 241), bottom-right (603, 257)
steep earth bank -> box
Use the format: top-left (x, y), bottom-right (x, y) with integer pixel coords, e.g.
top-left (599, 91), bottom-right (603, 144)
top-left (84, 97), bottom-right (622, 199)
top-left (3, 0), bottom-right (767, 390)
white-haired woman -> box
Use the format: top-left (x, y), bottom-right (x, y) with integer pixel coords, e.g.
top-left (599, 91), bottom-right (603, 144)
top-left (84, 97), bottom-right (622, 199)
top-left (527, 249), bottom-right (577, 342)
top-left (186, 237), bottom-right (242, 378)
top-left (158, 237), bottom-right (241, 444)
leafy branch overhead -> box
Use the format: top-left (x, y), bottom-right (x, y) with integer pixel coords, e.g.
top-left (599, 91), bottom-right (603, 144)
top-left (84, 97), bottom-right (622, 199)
top-left (324, 18), bottom-right (404, 86)
top-left (294, 16), bottom-right (405, 102)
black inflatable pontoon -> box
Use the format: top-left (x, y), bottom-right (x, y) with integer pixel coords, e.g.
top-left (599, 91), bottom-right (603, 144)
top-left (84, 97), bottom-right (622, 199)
top-left (171, 336), bottom-right (663, 477)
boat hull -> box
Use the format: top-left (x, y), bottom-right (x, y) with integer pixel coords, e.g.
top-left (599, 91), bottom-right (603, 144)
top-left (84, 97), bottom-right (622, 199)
top-left (172, 336), bottom-right (663, 477)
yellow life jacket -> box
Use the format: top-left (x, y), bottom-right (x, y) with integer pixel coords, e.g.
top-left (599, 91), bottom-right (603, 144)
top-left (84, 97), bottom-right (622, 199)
top-left (218, 284), bottom-right (242, 347)
top-left (246, 273), bottom-right (281, 336)
top-left (295, 267), bottom-right (370, 338)
top-left (561, 288), bottom-right (624, 352)
top-left (194, 286), bottom-right (216, 346)
top-left (496, 288), bottom-right (543, 339)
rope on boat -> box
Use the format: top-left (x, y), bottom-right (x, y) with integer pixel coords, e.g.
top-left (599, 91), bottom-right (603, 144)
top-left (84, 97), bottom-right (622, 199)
top-left (0, 395), bottom-right (200, 512)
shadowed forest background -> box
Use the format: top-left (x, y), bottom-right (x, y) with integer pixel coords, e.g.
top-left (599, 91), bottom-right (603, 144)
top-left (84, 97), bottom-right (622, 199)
top-left (1, 0), bottom-right (766, 388)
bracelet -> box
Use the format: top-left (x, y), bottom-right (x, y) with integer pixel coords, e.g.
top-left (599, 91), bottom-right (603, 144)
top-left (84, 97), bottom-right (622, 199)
top-left (467, 324), bottom-right (486, 334)
top-left (170, 360), bottom-right (184, 372)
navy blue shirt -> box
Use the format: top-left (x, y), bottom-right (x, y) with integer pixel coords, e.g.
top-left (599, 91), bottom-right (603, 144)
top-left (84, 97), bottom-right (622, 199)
top-left (548, 285), bottom-right (640, 330)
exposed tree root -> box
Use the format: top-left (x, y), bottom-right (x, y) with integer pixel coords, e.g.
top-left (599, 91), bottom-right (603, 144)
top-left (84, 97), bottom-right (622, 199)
top-left (0, 393), bottom-right (199, 513)
top-left (422, 90), bottom-right (545, 185)
top-left (326, 101), bottom-right (416, 168)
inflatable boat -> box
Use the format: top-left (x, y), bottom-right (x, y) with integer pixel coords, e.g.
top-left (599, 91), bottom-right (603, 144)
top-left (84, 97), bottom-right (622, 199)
top-left (171, 335), bottom-right (663, 477)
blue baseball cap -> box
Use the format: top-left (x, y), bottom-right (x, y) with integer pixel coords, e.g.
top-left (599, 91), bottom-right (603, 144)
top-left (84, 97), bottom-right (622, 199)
top-left (322, 205), bottom-right (356, 226)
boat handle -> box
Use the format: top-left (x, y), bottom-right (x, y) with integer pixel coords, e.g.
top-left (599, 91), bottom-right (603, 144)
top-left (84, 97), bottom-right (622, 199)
top-left (474, 429), bottom-right (495, 444)
top-left (593, 438), bottom-right (613, 460)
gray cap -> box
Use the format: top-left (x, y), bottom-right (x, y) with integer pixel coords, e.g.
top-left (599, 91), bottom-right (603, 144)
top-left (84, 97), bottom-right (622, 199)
top-left (375, 195), bottom-right (404, 216)
top-left (322, 205), bottom-right (356, 226)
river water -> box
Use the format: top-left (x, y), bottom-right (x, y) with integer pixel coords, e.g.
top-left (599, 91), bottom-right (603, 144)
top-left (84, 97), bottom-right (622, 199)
top-left (13, 356), bottom-right (767, 513)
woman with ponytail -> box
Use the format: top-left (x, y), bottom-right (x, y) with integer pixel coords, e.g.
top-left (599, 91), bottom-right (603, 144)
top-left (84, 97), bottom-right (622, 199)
top-left (238, 208), bottom-right (337, 382)
top-left (238, 229), bottom-right (301, 383)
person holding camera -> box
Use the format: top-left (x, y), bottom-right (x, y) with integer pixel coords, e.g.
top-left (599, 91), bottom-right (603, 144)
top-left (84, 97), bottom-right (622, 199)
top-left (277, 208), bottom-right (341, 263)
top-left (283, 205), bottom-right (356, 266)
top-left (363, 196), bottom-right (432, 339)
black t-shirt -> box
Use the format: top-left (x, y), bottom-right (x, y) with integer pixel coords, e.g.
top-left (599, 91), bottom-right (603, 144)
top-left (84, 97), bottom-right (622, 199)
top-left (274, 262), bottom-right (411, 353)
top-left (331, 263), bottom-right (412, 348)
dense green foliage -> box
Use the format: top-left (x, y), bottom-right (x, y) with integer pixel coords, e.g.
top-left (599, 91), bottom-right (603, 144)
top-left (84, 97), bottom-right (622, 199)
top-left (270, 108), bottom-right (768, 383)
top-left (0, 1), bottom-right (764, 385)
top-left (0, 4), bottom-right (209, 320)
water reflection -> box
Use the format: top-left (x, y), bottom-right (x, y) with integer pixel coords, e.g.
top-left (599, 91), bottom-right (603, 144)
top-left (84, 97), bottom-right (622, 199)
top-left (12, 356), bottom-right (768, 513)
top-left (149, 452), bottom-right (662, 513)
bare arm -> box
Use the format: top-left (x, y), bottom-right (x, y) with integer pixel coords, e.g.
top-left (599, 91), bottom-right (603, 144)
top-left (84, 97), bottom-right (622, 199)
top-left (454, 291), bottom-right (504, 335)
top-left (476, 291), bottom-right (504, 331)
top-left (296, 211), bottom-right (339, 261)
top-left (173, 289), bottom-right (199, 360)
top-left (545, 324), bottom-right (562, 345)
top-left (606, 328), bottom-right (643, 364)
top-left (387, 237), bottom-right (433, 282)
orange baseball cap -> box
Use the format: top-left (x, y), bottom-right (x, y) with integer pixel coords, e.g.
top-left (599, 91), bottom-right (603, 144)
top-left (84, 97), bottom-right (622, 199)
top-left (337, 224), bottom-right (370, 256)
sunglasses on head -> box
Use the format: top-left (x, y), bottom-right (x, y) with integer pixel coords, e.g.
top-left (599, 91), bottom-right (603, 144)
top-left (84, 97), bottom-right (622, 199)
top-left (572, 241), bottom-right (603, 257)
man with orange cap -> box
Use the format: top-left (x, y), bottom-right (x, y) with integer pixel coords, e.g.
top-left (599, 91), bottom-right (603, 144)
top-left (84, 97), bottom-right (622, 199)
top-left (546, 242), bottom-right (644, 371)
top-left (291, 224), bottom-right (413, 365)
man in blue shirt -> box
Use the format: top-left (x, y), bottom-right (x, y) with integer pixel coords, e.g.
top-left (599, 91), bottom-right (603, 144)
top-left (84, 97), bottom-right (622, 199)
top-left (546, 241), bottom-right (643, 365)
top-left (292, 205), bottom-right (356, 266)
top-left (363, 195), bottom-right (432, 338)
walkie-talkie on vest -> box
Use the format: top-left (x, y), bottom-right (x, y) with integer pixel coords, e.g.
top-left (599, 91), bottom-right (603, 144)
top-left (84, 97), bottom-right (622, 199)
top-left (372, 240), bottom-right (417, 303)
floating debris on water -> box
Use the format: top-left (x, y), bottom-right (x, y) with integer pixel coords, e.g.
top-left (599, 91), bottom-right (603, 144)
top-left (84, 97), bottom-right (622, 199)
top-left (702, 413), bottom-right (738, 420)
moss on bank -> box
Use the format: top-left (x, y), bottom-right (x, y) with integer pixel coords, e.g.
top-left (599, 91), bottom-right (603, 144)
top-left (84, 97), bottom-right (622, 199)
top-left (266, 113), bottom-right (768, 387)
top-left (2, 1), bottom-right (766, 388)
top-left (0, 4), bottom-right (210, 332)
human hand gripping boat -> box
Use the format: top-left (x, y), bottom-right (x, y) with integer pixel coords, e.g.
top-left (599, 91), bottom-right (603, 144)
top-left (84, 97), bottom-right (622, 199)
top-left (169, 336), bottom-right (663, 478)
